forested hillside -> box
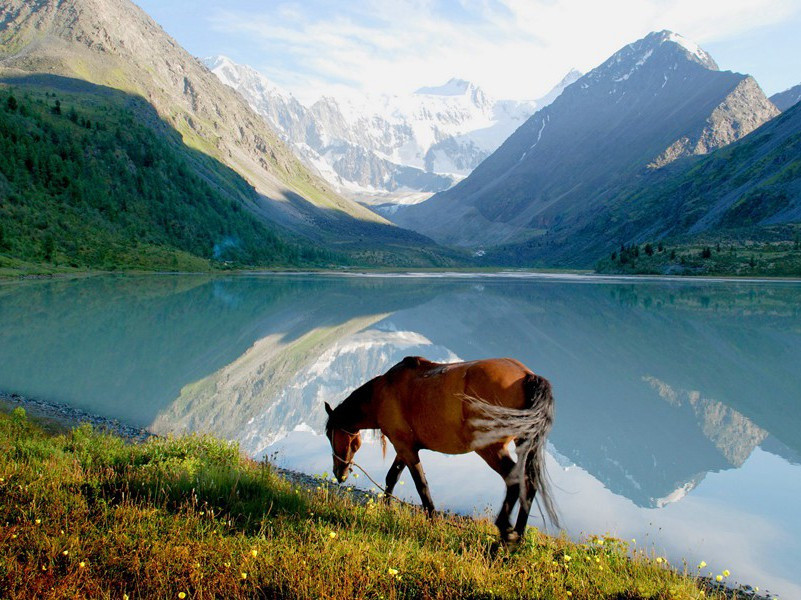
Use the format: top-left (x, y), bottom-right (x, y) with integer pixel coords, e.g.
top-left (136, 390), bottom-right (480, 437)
top-left (0, 82), bottom-right (333, 271)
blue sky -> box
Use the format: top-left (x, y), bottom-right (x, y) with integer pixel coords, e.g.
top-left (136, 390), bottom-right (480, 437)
top-left (134, 0), bottom-right (801, 101)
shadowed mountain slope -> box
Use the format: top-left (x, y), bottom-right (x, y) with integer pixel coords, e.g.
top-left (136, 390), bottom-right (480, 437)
top-left (394, 31), bottom-right (779, 254)
top-left (771, 83), bottom-right (801, 112)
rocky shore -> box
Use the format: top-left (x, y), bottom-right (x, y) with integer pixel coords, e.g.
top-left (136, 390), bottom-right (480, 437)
top-left (0, 391), bottom-right (153, 442)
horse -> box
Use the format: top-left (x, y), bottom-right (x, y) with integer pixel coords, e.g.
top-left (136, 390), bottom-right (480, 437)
top-left (324, 356), bottom-right (559, 545)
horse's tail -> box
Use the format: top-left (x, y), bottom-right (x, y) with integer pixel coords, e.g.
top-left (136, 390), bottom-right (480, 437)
top-left (464, 373), bottom-right (559, 529)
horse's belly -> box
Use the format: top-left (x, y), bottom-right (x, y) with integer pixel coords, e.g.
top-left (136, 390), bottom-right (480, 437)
top-left (410, 412), bottom-right (472, 455)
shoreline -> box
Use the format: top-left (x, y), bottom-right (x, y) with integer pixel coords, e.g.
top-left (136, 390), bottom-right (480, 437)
top-left (0, 390), bottom-right (377, 504)
top-left (0, 391), bottom-right (152, 442)
top-left (3, 267), bottom-right (801, 283)
top-left (0, 391), bottom-right (777, 599)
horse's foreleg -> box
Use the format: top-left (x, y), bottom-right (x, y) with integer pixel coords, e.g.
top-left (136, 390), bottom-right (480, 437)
top-left (383, 455), bottom-right (405, 503)
top-left (400, 451), bottom-right (435, 516)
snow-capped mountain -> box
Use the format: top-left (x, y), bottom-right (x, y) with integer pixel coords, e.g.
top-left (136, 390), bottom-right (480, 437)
top-left (394, 30), bottom-right (779, 248)
top-left (205, 55), bottom-right (580, 204)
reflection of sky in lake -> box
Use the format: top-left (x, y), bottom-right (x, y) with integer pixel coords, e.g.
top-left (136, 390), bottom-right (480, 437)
top-left (1, 273), bottom-right (800, 598)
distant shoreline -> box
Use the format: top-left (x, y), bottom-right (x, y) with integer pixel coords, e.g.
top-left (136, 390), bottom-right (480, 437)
top-left (3, 267), bottom-right (801, 284)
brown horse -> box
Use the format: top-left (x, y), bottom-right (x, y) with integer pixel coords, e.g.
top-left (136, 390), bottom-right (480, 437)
top-left (324, 356), bottom-right (559, 544)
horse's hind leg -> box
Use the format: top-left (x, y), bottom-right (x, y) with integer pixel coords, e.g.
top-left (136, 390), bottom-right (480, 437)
top-left (513, 441), bottom-right (536, 539)
top-left (476, 443), bottom-right (518, 543)
top-left (383, 455), bottom-right (405, 503)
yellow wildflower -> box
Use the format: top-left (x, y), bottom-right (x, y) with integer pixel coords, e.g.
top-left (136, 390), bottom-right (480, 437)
top-left (388, 568), bottom-right (399, 576)
top-left (251, 549), bottom-right (258, 557)
top-left (715, 575), bottom-right (723, 582)
top-left (329, 531), bottom-right (337, 538)
top-left (656, 557), bottom-right (663, 564)
top-left (79, 561), bottom-right (86, 568)
top-left (178, 593), bottom-right (186, 599)
top-left (62, 550), bottom-right (69, 556)
top-left (35, 519), bottom-right (41, 525)
top-left (698, 561), bottom-right (707, 569)
top-left (722, 569), bottom-right (730, 577)
top-left (241, 572), bottom-right (247, 580)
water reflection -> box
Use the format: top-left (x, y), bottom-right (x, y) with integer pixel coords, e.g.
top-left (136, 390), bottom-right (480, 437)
top-left (1, 274), bottom-right (800, 597)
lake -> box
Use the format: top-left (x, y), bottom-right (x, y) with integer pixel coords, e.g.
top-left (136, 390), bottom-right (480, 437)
top-left (1, 273), bottom-right (799, 597)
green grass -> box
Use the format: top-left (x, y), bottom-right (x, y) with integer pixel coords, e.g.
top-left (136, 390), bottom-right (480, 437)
top-left (0, 408), bottom-right (742, 599)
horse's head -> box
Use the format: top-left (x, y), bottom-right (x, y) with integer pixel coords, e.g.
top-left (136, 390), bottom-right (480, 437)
top-left (324, 401), bottom-right (362, 483)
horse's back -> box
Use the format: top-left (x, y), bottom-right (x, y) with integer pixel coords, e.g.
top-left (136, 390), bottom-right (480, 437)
top-left (377, 357), bottom-right (534, 453)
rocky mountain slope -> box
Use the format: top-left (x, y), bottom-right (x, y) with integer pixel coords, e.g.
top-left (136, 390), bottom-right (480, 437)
top-left (0, 0), bottom-right (446, 264)
top-left (206, 55), bottom-right (580, 204)
top-left (770, 83), bottom-right (801, 112)
top-left (394, 31), bottom-right (779, 250)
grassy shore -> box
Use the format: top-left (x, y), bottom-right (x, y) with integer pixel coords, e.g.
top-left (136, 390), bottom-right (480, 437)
top-left (0, 408), bottom-right (746, 599)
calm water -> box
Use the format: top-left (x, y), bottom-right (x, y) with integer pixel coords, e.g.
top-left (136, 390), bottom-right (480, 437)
top-left (1, 273), bottom-right (800, 597)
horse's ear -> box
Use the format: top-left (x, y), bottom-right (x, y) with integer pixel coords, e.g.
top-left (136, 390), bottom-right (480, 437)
top-left (324, 401), bottom-right (333, 416)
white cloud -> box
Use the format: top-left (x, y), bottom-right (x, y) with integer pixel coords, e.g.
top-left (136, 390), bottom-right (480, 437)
top-left (209, 0), bottom-right (799, 102)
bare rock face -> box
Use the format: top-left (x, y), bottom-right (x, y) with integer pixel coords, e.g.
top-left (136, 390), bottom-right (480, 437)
top-left (650, 76), bottom-right (779, 168)
top-left (0, 0), bottom-right (387, 233)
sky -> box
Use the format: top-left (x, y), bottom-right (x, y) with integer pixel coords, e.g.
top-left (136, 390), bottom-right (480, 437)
top-left (133, 0), bottom-right (801, 103)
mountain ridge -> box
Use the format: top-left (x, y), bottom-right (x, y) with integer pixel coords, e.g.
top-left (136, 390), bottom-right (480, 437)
top-left (205, 54), bottom-right (580, 203)
top-left (393, 30), bottom-right (780, 250)
top-left (770, 82), bottom-right (801, 112)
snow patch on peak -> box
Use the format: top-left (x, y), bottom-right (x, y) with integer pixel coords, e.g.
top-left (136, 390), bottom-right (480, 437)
top-left (416, 78), bottom-right (475, 96)
top-left (660, 31), bottom-right (718, 70)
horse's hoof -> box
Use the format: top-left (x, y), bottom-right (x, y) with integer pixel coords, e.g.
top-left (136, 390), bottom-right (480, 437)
top-left (502, 531), bottom-right (521, 549)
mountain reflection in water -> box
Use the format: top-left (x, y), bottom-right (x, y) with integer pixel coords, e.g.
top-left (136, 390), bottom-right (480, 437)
top-left (1, 274), bottom-right (799, 597)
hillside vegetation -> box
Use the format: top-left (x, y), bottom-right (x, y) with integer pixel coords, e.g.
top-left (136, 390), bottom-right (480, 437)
top-left (0, 82), bottom-right (340, 271)
top-left (0, 406), bottom-right (746, 599)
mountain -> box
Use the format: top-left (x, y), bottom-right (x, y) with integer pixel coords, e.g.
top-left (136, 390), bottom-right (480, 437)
top-left (771, 83), bottom-right (801, 112)
top-left (206, 55), bottom-right (580, 205)
top-left (0, 0), bottom-right (447, 266)
top-left (393, 31), bottom-right (779, 250)
top-left (584, 100), bottom-right (801, 271)
top-left (0, 80), bottom-right (332, 270)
